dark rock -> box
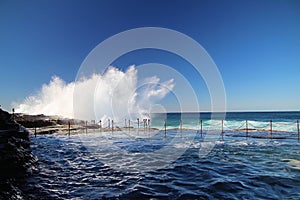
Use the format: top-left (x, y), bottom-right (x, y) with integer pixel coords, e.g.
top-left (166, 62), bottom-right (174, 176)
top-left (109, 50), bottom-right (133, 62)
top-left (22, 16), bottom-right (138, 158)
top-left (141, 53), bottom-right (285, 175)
top-left (16, 119), bottom-right (55, 128)
top-left (0, 109), bottom-right (19, 130)
top-left (0, 109), bottom-right (37, 199)
top-left (13, 112), bottom-right (56, 128)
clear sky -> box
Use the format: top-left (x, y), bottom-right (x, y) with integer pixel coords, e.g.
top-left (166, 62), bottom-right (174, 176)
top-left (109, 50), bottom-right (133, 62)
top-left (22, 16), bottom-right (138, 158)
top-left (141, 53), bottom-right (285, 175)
top-left (0, 0), bottom-right (300, 112)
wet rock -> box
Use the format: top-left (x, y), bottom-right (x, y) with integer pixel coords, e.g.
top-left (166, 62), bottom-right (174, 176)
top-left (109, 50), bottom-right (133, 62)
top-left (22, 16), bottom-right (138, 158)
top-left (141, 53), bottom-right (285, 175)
top-left (0, 109), bottom-right (37, 199)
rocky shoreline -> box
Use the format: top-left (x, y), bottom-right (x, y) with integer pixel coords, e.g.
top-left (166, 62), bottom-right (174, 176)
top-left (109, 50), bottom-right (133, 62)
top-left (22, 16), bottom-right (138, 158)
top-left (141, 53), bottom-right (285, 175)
top-left (0, 109), bottom-right (37, 199)
top-left (14, 112), bottom-right (159, 136)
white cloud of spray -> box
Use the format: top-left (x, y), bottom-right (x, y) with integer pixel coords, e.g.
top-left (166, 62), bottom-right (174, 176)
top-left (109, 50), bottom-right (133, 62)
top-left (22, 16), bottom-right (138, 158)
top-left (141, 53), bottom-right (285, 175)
top-left (16, 66), bottom-right (174, 121)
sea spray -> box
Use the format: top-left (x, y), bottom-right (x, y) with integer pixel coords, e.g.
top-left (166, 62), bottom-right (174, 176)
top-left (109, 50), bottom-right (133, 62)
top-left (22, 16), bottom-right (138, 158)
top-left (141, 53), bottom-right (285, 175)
top-left (16, 66), bottom-right (174, 121)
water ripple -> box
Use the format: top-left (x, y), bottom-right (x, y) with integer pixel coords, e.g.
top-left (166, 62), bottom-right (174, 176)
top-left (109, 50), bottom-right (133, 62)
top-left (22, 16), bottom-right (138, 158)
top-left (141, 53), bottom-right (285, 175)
top-left (21, 132), bottom-right (300, 199)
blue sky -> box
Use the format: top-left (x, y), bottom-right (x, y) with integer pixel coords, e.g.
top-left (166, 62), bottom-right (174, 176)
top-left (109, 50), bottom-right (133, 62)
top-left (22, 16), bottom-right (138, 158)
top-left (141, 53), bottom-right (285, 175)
top-left (0, 0), bottom-right (300, 112)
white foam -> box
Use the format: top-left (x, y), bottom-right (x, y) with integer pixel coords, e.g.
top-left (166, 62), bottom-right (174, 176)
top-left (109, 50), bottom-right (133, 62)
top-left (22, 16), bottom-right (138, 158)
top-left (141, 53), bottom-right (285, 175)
top-left (283, 159), bottom-right (300, 170)
top-left (15, 66), bottom-right (174, 121)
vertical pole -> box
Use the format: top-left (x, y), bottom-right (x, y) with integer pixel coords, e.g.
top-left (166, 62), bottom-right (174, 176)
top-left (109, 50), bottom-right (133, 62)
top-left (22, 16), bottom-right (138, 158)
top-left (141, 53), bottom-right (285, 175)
top-left (34, 124), bottom-right (37, 138)
top-left (180, 119), bottom-right (182, 134)
top-left (85, 121), bottom-right (87, 134)
top-left (129, 120), bottom-right (131, 132)
top-left (164, 119), bottom-right (166, 137)
top-left (297, 120), bottom-right (299, 142)
top-left (200, 119), bottom-right (203, 138)
top-left (93, 120), bottom-right (95, 133)
top-left (68, 121), bottom-right (70, 136)
top-left (270, 120), bottom-right (272, 139)
top-left (221, 120), bottom-right (224, 140)
top-left (137, 118), bottom-right (139, 129)
top-left (246, 120), bottom-right (248, 139)
top-left (112, 120), bottom-right (114, 132)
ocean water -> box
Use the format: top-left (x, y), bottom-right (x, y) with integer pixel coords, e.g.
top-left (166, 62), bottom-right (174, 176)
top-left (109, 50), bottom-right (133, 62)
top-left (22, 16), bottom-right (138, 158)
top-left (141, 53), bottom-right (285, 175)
top-left (21, 112), bottom-right (300, 199)
top-left (149, 112), bottom-right (300, 133)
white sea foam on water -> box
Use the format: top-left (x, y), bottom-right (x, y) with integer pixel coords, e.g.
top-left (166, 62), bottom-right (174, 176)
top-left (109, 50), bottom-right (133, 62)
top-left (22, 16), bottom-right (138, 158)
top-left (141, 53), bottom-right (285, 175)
top-left (283, 159), bottom-right (300, 170)
top-left (15, 66), bottom-right (174, 121)
top-left (172, 139), bottom-right (203, 149)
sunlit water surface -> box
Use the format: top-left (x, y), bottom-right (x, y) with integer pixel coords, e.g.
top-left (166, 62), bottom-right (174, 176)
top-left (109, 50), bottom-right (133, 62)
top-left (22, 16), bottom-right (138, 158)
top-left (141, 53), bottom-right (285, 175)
top-left (21, 129), bottom-right (300, 199)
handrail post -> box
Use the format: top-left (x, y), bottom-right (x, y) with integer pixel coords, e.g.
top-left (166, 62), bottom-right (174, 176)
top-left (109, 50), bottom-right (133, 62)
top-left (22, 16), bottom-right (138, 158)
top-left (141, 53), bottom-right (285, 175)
top-left (68, 121), bottom-right (70, 136)
top-left (112, 120), bottom-right (114, 132)
top-left (246, 120), bottom-right (248, 139)
top-left (85, 120), bottom-right (87, 134)
top-left (221, 120), bottom-right (224, 140)
top-left (180, 119), bottom-right (182, 135)
top-left (200, 119), bottom-right (202, 138)
top-left (129, 120), bottom-right (131, 132)
top-left (270, 120), bottom-right (272, 139)
top-left (34, 123), bottom-right (37, 138)
top-left (297, 120), bottom-right (299, 142)
top-left (164, 119), bottom-right (166, 137)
